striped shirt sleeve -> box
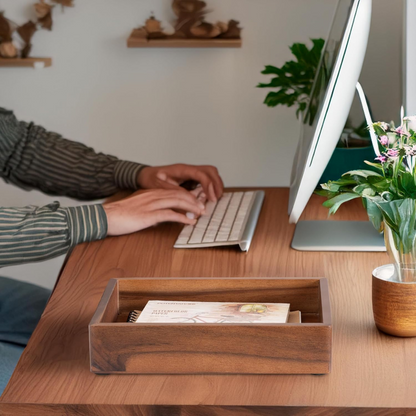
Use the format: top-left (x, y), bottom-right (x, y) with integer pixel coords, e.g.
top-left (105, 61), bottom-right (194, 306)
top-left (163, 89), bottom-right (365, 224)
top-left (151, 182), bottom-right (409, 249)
top-left (0, 202), bottom-right (107, 268)
top-left (0, 108), bottom-right (147, 199)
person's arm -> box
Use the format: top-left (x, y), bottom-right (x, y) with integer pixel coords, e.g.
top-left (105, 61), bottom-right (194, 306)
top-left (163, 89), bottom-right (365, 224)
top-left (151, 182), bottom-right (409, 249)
top-left (0, 189), bottom-right (204, 268)
top-left (0, 203), bottom-right (106, 267)
top-left (0, 108), bottom-right (146, 200)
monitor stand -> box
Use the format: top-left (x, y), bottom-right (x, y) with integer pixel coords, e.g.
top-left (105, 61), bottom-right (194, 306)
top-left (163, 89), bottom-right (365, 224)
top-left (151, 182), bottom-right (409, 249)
top-left (291, 220), bottom-right (386, 252)
top-left (291, 82), bottom-right (386, 252)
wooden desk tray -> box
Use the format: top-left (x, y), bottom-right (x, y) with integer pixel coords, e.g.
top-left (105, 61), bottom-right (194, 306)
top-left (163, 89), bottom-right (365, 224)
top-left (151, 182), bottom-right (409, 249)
top-left (89, 277), bottom-right (332, 375)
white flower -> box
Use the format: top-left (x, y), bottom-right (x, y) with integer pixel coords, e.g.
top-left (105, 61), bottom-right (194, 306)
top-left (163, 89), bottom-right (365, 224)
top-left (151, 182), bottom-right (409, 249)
top-left (387, 132), bottom-right (398, 145)
top-left (404, 145), bottom-right (415, 156)
top-left (404, 116), bottom-right (416, 133)
top-left (373, 122), bottom-right (389, 132)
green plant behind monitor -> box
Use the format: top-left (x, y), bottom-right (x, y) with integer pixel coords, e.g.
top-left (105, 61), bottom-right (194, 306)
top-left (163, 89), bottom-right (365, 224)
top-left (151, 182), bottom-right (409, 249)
top-left (257, 38), bottom-right (325, 117)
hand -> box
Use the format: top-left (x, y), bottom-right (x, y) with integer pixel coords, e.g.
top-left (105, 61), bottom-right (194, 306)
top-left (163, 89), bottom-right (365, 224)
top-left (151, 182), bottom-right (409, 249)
top-left (103, 189), bottom-right (205, 236)
top-left (137, 164), bottom-right (224, 202)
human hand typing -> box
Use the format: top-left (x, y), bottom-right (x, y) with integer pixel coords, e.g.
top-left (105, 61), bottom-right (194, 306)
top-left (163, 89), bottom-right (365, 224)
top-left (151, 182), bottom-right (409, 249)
top-left (103, 189), bottom-right (205, 236)
top-left (137, 164), bottom-right (224, 202)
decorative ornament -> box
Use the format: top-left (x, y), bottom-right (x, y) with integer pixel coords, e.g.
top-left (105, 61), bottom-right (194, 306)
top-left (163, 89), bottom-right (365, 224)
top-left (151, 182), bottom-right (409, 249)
top-left (0, 41), bottom-right (17, 58)
top-left (51, 0), bottom-right (74, 9)
top-left (17, 21), bottom-right (37, 58)
top-left (34, 0), bottom-right (52, 19)
top-left (145, 15), bottom-right (163, 34)
top-left (130, 0), bottom-right (242, 44)
top-left (0, 12), bottom-right (14, 43)
top-left (0, 0), bottom-right (74, 59)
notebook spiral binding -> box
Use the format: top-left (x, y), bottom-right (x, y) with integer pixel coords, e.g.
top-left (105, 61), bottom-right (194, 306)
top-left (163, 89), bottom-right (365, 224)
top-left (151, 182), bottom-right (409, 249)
top-left (127, 310), bottom-right (141, 323)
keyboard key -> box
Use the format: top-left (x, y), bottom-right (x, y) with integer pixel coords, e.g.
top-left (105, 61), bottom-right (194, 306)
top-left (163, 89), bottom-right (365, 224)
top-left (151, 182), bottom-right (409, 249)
top-left (229, 192), bottom-right (254, 241)
top-left (216, 192), bottom-right (244, 242)
top-left (188, 200), bottom-right (217, 244)
top-left (176, 224), bottom-right (194, 245)
top-left (202, 193), bottom-right (232, 243)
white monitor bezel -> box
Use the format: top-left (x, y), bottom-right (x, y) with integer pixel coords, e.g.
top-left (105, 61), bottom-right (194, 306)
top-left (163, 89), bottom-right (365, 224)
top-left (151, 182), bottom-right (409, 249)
top-left (288, 0), bottom-right (372, 223)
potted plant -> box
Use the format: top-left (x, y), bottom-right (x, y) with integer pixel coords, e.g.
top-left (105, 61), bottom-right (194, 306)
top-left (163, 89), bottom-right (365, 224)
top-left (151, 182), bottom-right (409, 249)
top-left (257, 38), bottom-right (375, 181)
top-left (318, 116), bottom-right (416, 337)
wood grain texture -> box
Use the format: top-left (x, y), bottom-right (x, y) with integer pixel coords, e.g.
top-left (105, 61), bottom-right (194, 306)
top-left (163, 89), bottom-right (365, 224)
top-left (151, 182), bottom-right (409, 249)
top-left (1, 404), bottom-right (415, 416)
top-left (1, 188), bottom-right (414, 415)
top-left (373, 274), bottom-right (416, 337)
top-left (127, 31), bottom-right (242, 48)
top-left (89, 277), bottom-right (331, 375)
top-left (0, 57), bottom-right (52, 67)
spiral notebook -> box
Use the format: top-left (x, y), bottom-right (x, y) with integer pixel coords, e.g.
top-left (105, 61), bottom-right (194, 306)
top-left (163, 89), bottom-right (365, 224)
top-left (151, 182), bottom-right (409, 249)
top-left (127, 301), bottom-right (301, 324)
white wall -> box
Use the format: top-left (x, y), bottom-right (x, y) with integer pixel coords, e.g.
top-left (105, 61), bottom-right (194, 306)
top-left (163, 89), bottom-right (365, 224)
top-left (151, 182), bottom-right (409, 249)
top-left (406, 0), bottom-right (416, 114)
top-left (351, 0), bottom-right (403, 124)
top-left (0, 0), bottom-right (403, 289)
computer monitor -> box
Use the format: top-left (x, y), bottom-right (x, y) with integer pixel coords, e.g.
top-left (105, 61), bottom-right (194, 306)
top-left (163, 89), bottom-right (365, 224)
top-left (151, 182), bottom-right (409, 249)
top-left (288, 0), bottom-right (386, 252)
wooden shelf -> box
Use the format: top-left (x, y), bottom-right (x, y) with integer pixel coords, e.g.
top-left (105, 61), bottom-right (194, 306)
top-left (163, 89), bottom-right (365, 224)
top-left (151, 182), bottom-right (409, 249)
top-left (0, 57), bottom-right (52, 68)
top-left (127, 33), bottom-right (241, 48)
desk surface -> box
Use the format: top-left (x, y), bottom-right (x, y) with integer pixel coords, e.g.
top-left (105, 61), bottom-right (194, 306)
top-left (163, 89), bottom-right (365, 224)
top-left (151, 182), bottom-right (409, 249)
top-left (1, 188), bottom-right (415, 416)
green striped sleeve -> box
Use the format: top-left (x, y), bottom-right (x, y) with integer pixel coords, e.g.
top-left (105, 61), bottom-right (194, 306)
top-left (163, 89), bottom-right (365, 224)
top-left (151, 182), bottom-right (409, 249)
top-left (0, 202), bottom-right (107, 267)
top-left (63, 205), bottom-right (107, 248)
top-left (114, 161), bottom-right (147, 191)
top-left (0, 108), bottom-right (148, 199)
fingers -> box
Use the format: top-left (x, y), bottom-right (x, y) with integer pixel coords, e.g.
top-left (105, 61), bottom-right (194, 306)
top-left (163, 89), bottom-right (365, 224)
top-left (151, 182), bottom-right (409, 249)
top-left (156, 171), bottom-right (180, 187)
top-left (157, 209), bottom-right (197, 225)
top-left (152, 195), bottom-right (205, 216)
top-left (154, 179), bottom-right (186, 192)
top-left (179, 165), bottom-right (223, 202)
top-left (185, 169), bottom-right (218, 202)
top-left (204, 166), bottom-right (224, 200)
top-left (143, 164), bottom-right (224, 203)
top-left (192, 187), bottom-right (207, 205)
top-left (131, 188), bottom-right (205, 215)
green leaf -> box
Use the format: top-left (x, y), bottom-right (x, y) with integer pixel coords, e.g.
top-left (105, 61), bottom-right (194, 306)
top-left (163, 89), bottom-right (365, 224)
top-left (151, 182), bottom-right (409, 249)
top-left (323, 193), bottom-right (360, 215)
top-left (321, 182), bottom-right (341, 192)
top-left (310, 38), bottom-right (325, 64)
top-left (353, 184), bottom-right (376, 196)
top-left (343, 170), bottom-right (383, 178)
top-left (398, 172), bottom-right (416, 197)
top-left (372, 200), bottom-right (400, 234)
top-left (364, 161), bottom-right (383, 171)
top-left (261, 66), bottom-right (284, 76)
top-left (367, 176), bottom-right (390, 193)
top-left (257, 77), bottom-right (289, 89)
top-left (375, 199), bottom-right (416, 254)
top-left (290, 43), bottom-right (311, 65)
top-left (258, 39), bottom-right (324, 115)
top-left (263, 90), bottom-right (298, 107)
top-left (314, 188), bottom-right (338, 199)
top-left (397, 199), bottom-right (416, 253)
top-left (362, 197), bottom-right (383, 231)
top-left (372, 124), bottom-right (386, 137)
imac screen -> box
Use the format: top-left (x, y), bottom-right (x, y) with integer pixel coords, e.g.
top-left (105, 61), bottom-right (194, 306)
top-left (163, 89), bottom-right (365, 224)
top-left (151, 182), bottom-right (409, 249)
top-left (294, 0), bottom-right (355, 175)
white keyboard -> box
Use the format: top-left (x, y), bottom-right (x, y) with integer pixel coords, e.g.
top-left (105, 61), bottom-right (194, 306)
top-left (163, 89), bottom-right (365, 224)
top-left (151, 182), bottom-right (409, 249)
top-left (174, 190), bottom-right (265, 251)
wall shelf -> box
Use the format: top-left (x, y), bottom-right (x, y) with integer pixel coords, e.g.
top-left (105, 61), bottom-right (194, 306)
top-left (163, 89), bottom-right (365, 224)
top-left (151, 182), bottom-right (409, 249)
top-left (127, 32), bottom-right (241, 48)
top-left (0, 57), bottom-right (52, 68)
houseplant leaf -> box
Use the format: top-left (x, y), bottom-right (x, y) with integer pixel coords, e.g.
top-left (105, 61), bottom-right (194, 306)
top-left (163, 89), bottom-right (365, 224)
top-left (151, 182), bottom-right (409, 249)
top-left (322, 192), bottom-right (360, 215)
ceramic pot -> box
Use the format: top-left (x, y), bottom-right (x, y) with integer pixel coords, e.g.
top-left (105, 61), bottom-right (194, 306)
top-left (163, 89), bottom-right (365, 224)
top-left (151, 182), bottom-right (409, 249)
top-left (372, 264), bottom-right (416, 337)
top-left (319, 145), bottom-right (376, 184)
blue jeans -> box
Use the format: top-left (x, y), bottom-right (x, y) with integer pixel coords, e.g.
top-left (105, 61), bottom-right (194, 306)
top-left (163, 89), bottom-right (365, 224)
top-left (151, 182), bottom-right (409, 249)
top-left (0, 276), bottom-right (51, 396)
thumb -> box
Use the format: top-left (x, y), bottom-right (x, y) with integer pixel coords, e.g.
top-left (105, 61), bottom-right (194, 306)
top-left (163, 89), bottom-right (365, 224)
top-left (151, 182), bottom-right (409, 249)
top-left (156, 172), bottom-right (180, 186)
top-left (155, 178), bottom-right (183, 191)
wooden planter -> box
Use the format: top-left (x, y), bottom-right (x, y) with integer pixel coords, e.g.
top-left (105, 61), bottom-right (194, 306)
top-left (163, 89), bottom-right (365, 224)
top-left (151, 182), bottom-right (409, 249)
top-left (373, 265), bottom-right (416, 337)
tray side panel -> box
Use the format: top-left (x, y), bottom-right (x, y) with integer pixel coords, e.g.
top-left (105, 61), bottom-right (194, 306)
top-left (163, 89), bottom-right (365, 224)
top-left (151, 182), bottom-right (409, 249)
top-left (89, 279), bottom-right (119, 324)
top-left (118, 278), bottom-right (321, 316)
top-left (90, 323), bottom-right (331, 375)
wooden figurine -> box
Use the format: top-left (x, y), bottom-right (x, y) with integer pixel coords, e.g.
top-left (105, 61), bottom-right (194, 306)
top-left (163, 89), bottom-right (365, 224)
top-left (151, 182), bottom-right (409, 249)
top-left (130, 0), bottom-right (242, 46)
top-left (0, 0), bottom-right (74, 60)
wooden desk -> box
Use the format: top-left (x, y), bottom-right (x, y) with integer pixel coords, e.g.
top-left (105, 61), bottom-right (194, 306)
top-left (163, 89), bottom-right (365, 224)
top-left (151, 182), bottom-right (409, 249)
top-left (1, 188), bottom-right (415, 415)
